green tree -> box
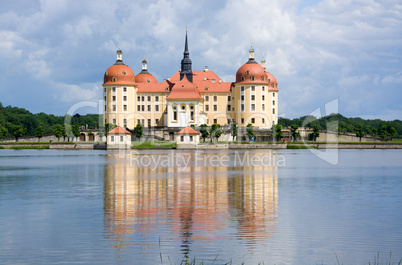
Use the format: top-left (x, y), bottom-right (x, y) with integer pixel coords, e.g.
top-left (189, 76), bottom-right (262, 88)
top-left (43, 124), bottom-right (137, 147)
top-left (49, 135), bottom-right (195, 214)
top-left (134, 124), bottom-right (143, 142)
top-left (13, 125), bottom-right (24, 142)
top-left (380, 125), bottom-right (388, 140)
top-left (200, 124), bottom-right (209, 143)
top-left (190, 124), bottom-right (195, 129)
top-left (87, 130), bottom-right (94, 141)
top-left (246, 123), bottom-right (255, 142)
top-left (55, 125), bottom-right (63, 141)
top-left (62, 125), bottom-right (68, 141)
top-left (230, 123), bottom-right (237, 142)
top-left (290, 124), bottom-right (300, 142)
top-left (389, 127), bottom-right (397, 140)
top-left (209, 124), bottom-right (221, 143)
top-left (355, 125), bottom-right (364, 142)
top-left (0, 127), bottom-right (8, 139)
top-left (72, 125), bottom-right (81, 141)
top-left (35, 126), bottom-right (44, 142)
top-left (272, 124), bottom-right (282, 142)
top-left (371, 128), bottom-right (377, 137)
top-left (65, 124), bottom-right (73, 142)
top-left (312, 124), bottom-right (320, 141)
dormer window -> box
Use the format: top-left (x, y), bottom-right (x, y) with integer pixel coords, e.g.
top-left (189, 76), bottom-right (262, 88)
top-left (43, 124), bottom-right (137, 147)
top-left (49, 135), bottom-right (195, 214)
top-left (241, 76), bottom-right (245, 81)
top-left (123, 71), bottom-right (126, 75)
top-left (246, 70), bottom-right (249, 75)
top-left (112, 77), bottom-right (116, 82)
top-left (147, 79), bottom-right (150, 83)
top-left (251, 76), bottom-right (255, 81)
top-left (262, 76), bottom-right (265, 81)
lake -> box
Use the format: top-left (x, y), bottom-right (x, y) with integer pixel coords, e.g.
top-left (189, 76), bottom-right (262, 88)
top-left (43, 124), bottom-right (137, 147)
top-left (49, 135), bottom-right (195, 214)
top-left (0, 149), bottom-right (401, 264)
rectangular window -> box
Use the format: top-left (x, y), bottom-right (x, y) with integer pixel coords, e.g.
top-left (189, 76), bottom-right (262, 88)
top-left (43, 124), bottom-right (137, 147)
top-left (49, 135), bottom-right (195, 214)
top-left (262, 104), bottom-right (265, 111)
top-left (123, 87), bottom-right (127, 92)
top-left (262, 86), bottom-right (265, 91)
top-left (241, 86), bottom-right (245, 92)
top-left (141, 96), bottom-right (145, 101)
top-left (251, 95), bottom-right (255, 101)
top-left (123, 105), bottom-right (127, 111)
top-left (205, 95), bottom-right (209, 101)
top-left (273, 108), bottom-right (275, 114)
top-left (273, 93), bottom-right (275, 97)
top-left (227, 119), bottom-right (230, 124)
top-left (155, 105), bottom-right (159, 112)
top-left (111, 136), bottom-right (114, 142)
top-left (141, 105), bottom-right (145, 111)
top-left (112, 87), bottom-right (116, 92)
top-left (113, 118), bottom-right (116, 124)
top-left (214, 96), bottom-right (217, 101)
top-left (104, 96), bottom-right (106, 101)
top-left (241, 118), bottom-right (244, 124)
top-left (227, 105), bottom-right (231, 111)
top-left (137, 119), bottom-right (140, 125)
top-left (137, 96), bottom-right (140, 101)
top-left (123, 96), bottom-right (127, 101)
top-left (147, 119), bottom-right (151, 126)
top-left (147, 96), bottom-right (151, 101)
top-left (112, 105), bottom-right (116, 111)
top-left (112, 96), bottom-right (116, 101)
top-left (180, 136), bottom-right (184, 142)
top-left (228, 96), bottom-right (231, 101)
top-left (189, 135), bottom-right (193, 142)
top-left (124, 119), bottom-right (127, 126)
top-left (155, 96), bottom-right (159, 102)
top-left (251, 104), bottom-right (255, 111)
top-left (141, 119), bottom-right (144, 125)
top-left (262, 118), bottom-right (265, 123)
top-left (251, 86), bottom-right (255, 91)
top-left (120, 136), bottom-right (124, 142)
top-left (251, 118), bottom-right (255, 123)
top-left (207, 119), bottom-right (209, 124)
top-left (273, 100), bottom-right (275, 105)
top-left (213, 105), bottom-right (217, 111)
top-left (155, 119), bottom-right (159, 125)
top-left (205, 105), bottom-right (209, 111)
top-left (213, 119), bottom-right (217, 124)
top-left (137, 105), bottom-right (140, 111)
top-left (241, 95), bottom-right (244, 101)
top-left (241, 104), bottom-right (244, 111)
top-left (147, 105), bottom-right (151, 111)
top-left (104, 88), bottom-right (106, 93)
top-left (262, 95), bottom-right (265, 100)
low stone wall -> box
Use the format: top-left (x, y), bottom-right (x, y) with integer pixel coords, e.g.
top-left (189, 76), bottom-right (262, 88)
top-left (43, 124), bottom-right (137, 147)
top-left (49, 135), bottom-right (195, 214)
top-left (49, 143), bottom-right (95, 149)
top-left (289, 143), bottom-right (402, 149)
top-left (196, 143), bottom-right (286, 150)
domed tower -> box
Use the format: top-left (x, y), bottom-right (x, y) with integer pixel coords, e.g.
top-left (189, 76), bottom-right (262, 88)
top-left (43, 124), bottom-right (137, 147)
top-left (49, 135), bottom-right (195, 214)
top-left (233, 44), bottom-right (278, 128)
top-left (135, 56), bottom-right (157, 83)
top-left (103, 48), bottom-right (136, 129)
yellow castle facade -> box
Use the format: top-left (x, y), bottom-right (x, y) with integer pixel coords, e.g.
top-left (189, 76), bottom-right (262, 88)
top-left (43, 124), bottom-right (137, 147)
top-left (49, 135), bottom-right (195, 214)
top-left (102, 33), bottom-right (278, 130)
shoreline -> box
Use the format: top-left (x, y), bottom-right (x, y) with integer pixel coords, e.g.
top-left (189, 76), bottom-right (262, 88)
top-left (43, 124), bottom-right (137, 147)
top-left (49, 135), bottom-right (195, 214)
top-left (1, 142), bottom-right (402, 150)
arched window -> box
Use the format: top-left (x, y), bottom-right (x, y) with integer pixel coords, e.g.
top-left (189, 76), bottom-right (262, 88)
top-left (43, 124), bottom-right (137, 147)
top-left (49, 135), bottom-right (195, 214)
top-left (190, 105), bottom-right (194, 121)
top-left (112, 77), bottom-right (116, 82)
top-left (173, 105), bottom-right (178, 121)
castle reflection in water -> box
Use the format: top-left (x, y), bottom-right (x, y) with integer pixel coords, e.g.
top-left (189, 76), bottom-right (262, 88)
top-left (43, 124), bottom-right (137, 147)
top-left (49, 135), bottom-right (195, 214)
top-left (103, 150), bottom-right (278, 257)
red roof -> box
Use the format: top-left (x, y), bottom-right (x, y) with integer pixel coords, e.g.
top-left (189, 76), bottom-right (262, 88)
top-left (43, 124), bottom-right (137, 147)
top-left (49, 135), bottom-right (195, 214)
top-left (236, 61), bottom-right (268, 84)
top-left (166, 75), bottom-right (203, 100)
top-left (170, 70), bottom-right (232, 93)
top-left (135, 72), bottom-right (158, 83)
top-left (177, 126), bottom-right (200, 135)
top-left (107, 126), bottom-right (132, 134)
top-left (136, 80), bottom-right (173, 93)
top-left (103, 64), bottom-right (135, 86)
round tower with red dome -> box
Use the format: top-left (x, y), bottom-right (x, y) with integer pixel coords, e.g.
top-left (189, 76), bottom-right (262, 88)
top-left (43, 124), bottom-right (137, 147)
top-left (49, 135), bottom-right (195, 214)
top-left (103, 48), bottom-right (136, 129)
top-left (233, 44), bottom-right (278, 129)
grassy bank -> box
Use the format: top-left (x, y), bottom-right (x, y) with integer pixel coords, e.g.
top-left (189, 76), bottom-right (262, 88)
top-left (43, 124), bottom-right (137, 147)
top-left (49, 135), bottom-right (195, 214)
top-left (132, 141), bottom-right (176, 149)
top-left (2, 145), bottom-right (49, 150)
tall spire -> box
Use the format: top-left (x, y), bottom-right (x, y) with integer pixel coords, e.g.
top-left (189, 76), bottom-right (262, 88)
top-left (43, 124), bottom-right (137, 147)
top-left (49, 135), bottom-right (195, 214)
top-left (180, 30), bottom-right (193, 82)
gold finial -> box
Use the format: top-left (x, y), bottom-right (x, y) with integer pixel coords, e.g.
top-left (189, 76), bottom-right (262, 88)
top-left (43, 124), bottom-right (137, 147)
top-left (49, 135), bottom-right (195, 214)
top-left (251, 40), bottom-right (253, 47)
top-left (144, 54), bottom-right (146, 60)
top-left (118, 41), bottom-right (120, 50)
top-left (263, 52), bottom-right (265, 57)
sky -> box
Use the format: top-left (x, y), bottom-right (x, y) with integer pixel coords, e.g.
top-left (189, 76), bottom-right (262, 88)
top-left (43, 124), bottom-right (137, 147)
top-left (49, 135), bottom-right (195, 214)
top-left (0, 0), bottom-right (401, 120)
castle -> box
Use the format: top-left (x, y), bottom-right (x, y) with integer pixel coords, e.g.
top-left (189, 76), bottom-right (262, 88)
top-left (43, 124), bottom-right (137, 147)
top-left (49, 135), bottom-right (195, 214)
top-left (102, 32), bottom-right (278, 130)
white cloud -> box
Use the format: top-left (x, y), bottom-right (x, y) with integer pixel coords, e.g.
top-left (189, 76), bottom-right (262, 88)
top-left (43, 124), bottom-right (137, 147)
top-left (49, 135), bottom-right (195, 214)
top-left (0, 0), bottom-right (401, 120)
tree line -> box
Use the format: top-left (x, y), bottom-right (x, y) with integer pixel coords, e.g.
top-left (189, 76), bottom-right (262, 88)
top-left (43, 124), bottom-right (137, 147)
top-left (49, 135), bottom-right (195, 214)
top-left (279, 113), bottom-right (400, 139)
top-left (0, 102), bottom-right (99, 141)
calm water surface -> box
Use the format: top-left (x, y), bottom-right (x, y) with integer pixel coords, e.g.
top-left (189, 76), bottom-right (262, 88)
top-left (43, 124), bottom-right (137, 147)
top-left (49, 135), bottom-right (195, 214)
top-left (0, 149), bottom-right (401, 264)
